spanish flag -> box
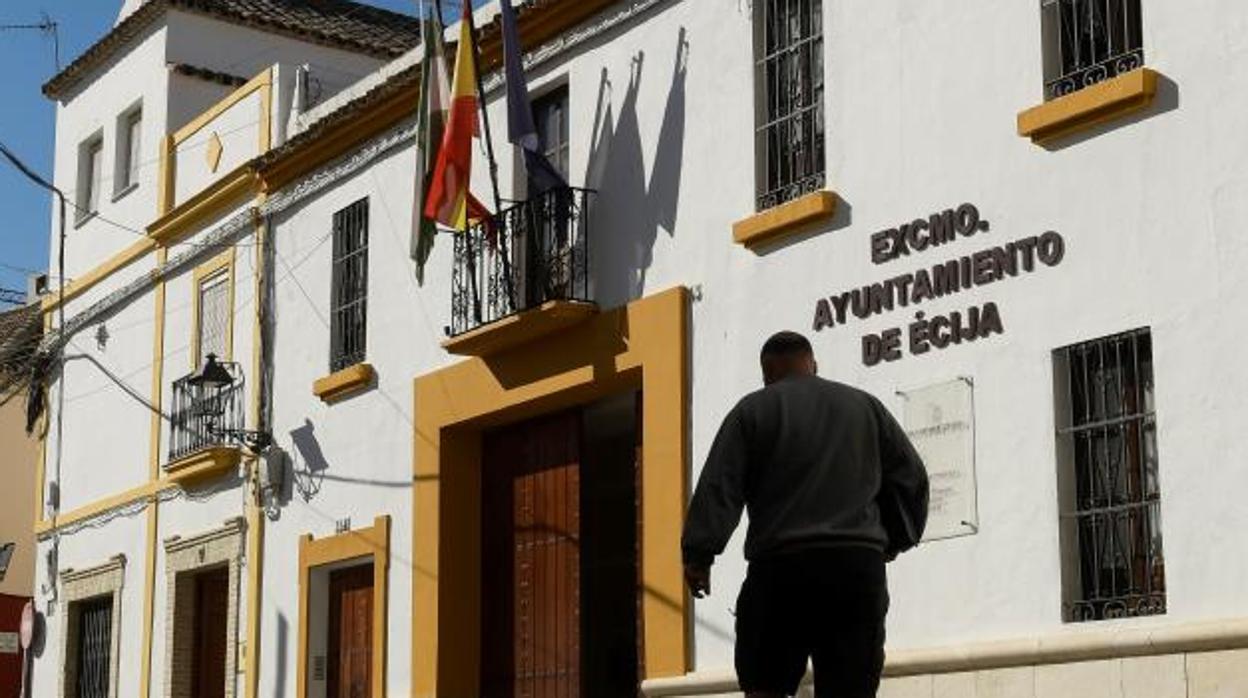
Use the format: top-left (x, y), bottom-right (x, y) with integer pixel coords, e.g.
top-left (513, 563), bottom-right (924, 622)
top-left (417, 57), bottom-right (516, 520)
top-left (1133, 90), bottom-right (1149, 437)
top-left (424, 2), bottom-right (481, 230)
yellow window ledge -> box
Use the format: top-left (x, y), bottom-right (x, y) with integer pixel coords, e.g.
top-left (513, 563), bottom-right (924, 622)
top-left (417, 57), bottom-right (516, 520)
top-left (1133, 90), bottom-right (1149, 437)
top-left (733, 190), bottom-right (838, 250)
top-left (165, 446), bottom-right (241, 486)
top-left (313, 363), bottom-right (377, 404)
top-left (441, 300), bottom-right (598, 357)
top-left (1017, 68), bottom-right (1160, 145)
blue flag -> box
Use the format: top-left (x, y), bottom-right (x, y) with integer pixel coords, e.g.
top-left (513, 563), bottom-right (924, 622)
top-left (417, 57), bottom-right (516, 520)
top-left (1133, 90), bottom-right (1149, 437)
top-left (500, 0), bottom-right (566, 193)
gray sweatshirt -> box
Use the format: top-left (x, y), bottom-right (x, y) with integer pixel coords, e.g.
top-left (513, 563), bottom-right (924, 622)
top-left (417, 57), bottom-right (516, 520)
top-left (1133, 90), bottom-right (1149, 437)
top-left (682, 375), bottom-right (930, 566)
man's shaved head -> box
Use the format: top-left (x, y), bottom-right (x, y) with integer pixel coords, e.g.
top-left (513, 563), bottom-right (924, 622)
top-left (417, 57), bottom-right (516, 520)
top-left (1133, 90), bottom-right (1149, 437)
top-left (760, 331), bottom-right (817, 385)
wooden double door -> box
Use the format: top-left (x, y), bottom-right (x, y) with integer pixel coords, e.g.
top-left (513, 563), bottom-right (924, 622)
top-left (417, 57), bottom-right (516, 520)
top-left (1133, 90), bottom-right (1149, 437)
top-left (481, 399), bottom-right (642, 698)
top-left (328, 563), bottom-right (374, 698)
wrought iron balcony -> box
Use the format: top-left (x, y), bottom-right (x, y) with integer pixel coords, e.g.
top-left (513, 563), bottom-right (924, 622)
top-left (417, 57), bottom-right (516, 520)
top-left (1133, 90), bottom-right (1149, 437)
top-left (448, 187), bottom-right (594, 337)
top-left (168, 361), bottom-right (245, 464)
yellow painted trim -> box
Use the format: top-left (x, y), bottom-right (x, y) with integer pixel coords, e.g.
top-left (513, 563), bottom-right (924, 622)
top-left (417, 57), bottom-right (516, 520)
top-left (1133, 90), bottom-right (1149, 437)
top-left (146, 164), bottom-right (258, 245)
top-left (173, 69), bottom-right (273, 146)
top-left (138, 245), bottom-right (167, 698)
top-left (259, 68), bottom-right (273, 153)
top-left (412, 287), bottom-right (691, 697)
top-left (190, 246), bottom-right (237, 367)
top-left (138, 505), bottom-right (158, 698)
top-left (158, 134), bottom-right (175, 216)
top-left (34, 479), bottom-right (168, 536)
top-left (164, 446), bottom-right (242, 484)
top-left (297, 515), bottom-right (391, 698)
top-left (243, 206), bottom-right (267, 698)
top-left (1018, 68), bottom-right (1160, 145)
top-left (733, 190), bottom-right (838, 249)
top-left (441, 300), bottom-right (597, 357)
top-left (41, 236), bottom-right (158, 313)
top-left (312, 363), bottom-right (376, 403)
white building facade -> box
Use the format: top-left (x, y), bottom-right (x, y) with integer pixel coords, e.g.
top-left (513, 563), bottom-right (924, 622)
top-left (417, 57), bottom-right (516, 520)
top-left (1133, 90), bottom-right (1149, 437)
top-left (26, 0), bottom-right (1248, 697)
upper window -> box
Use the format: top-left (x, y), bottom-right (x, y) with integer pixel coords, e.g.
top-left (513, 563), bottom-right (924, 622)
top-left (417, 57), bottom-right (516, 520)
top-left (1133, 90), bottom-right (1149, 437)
top-left (196, 269), bottom-right (231, 367)
top-left (330, 198), bottom-right (369, 372)
top-left (115, 105), bottom-right (142, 196)
top-left (533, 86), bottom-right (570, 181)
top-left (1041, 0), bottom-right (1143, 100)
top-left (76, 134), bottom-right (104, 222)
top-left (754, 0), bottom-right (825, 212)
top-left (1054, 328), bottom-right (1165, 623)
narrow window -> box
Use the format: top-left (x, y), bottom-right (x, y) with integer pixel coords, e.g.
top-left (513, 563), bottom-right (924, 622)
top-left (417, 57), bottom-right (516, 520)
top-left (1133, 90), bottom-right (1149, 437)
top-left (1041, 0), bottom-right (1144, 100)
top-left (1054, 328), bottom-right (1165, 622)
top-left (73, 595), bottom-right (114, 698)
top-left (115, 106), bottom-right (142, 195)
top-left (754, 0), bottom-right (825, 211)
top-left (533, 86), bottom-right (570, 181)
top-left (330, 198), bottom-right (369, 372)
top-left (76, 135), bottom-right (104, 221)
top-left (195, 269), bottom-right (231, 366)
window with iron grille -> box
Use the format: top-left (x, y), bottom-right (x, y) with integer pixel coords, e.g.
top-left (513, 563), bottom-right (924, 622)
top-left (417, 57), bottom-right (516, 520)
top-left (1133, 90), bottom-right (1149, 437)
top-left (1054, 328), bottom-right (1165, 623)
top-left (754, 0), bottom-right (825, 212)
top-left (73, 596), bottom-right (114, 698)
top-left (1041, 0), bottom-right (1143, 100)
top-left (330, 198), bottom-right (369, 372)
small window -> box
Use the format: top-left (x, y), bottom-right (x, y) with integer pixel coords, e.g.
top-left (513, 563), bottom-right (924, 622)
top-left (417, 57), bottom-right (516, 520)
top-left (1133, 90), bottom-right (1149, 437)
top-left (533, 86), bottom-right (570, 180)
top-left (72, 595), bottom-right (114, 697)
top-left (330, 198), bottom-right (369, 372)
top-left (115, 106), bottom-right (142, 195)
top-left (196, 270), bottom-right (231, 366)
top-left (1054, 328), bottom-right (1165, 623)
top-left (1041, 0), bottom-right (1144, 100)
top-left (76, 135), bottom-right (104, 221)
top-left (754, 0), bottom-right (825, 211)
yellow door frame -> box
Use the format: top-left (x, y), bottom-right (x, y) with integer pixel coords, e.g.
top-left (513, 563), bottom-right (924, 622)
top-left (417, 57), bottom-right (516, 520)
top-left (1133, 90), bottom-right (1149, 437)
top-left (412, 286), bottom-right (691, 697)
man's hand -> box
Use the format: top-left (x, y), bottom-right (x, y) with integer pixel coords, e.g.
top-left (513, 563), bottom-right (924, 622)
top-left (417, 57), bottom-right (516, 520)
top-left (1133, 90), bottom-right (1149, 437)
top-left (685, 562), bottom-right (711, 598)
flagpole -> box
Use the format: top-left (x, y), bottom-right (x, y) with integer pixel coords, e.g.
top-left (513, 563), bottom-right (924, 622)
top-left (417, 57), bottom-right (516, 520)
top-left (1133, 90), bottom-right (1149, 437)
top-left (464, 1), bottom-right (504, 216)
top-left (463, 0), bottom-right (520, 311)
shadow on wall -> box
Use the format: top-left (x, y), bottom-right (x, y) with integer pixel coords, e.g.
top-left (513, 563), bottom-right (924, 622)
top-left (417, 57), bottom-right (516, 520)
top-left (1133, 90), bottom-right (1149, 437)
top-left (290, 419), bottom-right (329, 502)
top-left (1040, 73), bottom-right (1181, 151)
top-left (587, 27), bottom-right (689, 309)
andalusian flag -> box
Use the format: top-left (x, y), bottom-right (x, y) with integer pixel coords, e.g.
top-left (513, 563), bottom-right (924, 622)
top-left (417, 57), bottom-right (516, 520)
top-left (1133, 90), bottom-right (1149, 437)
top-left (411, 0), bottom-right (450, 282)
top-left (424, 1), bottom-right (481, 230)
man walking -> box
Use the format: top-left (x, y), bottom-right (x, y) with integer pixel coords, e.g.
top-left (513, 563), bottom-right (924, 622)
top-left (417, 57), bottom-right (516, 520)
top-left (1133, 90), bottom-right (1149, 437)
top-left (682, 331), bottom-right (929, 698)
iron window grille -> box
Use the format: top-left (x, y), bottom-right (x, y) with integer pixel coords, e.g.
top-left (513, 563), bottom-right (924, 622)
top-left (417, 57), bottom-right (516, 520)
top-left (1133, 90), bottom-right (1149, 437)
top-left (1055, 328), bottom-right (1165, 623)
top-left (74, 595), bottom-right (114, 698)
top-left (754, 0), bottom-right (825, 212)
top-left (449, 187), bottom-right (593, 337)
top-left (168, 361), bottom-right (245, 463)
top-left (1041, 0), bottom-right (1144, 100)
top-left (330, 198), bottom-right (369, 372)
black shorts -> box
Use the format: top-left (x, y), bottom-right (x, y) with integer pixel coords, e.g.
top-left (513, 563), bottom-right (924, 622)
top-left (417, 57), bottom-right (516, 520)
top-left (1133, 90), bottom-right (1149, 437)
top-left (734, 547), bottom-right (888, 698)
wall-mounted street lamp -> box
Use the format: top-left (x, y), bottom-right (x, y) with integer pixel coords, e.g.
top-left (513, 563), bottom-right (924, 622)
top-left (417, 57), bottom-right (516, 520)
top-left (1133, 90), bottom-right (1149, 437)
top-left (188, 353), bottom-right (272, 454)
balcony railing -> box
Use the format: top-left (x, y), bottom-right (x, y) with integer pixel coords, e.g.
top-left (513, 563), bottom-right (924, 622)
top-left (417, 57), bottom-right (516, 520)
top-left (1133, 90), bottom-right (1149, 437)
top-left (448, 187), bottom-right (594, 337)
top-left (168, 362), bottom-right (245, 463)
